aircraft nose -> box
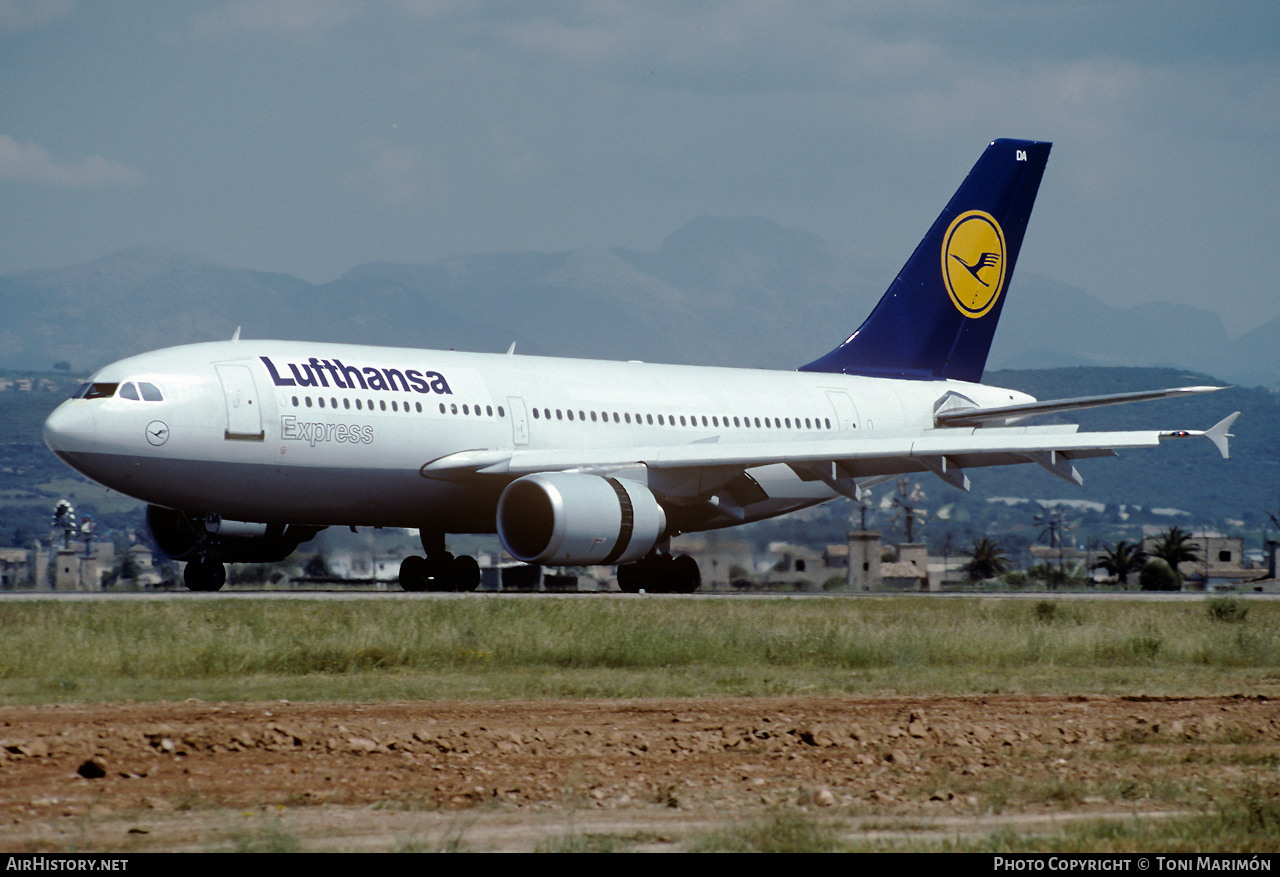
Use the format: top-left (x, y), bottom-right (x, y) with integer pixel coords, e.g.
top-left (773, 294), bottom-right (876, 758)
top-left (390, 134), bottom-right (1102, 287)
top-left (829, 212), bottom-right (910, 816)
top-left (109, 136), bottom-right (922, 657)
top-left (43, 400), bottom-right (96, 456)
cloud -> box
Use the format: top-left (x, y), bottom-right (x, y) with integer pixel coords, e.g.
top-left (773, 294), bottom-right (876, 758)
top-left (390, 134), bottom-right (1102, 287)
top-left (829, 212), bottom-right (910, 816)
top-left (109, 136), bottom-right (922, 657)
top-left (0, 0), bottom-right (74, 32)
top-left (0, 135), bottom-right (144, 187)
top-left (185, 0), bottom-right (359, 40)
top-left (345, 138), bottom-right (444, 204)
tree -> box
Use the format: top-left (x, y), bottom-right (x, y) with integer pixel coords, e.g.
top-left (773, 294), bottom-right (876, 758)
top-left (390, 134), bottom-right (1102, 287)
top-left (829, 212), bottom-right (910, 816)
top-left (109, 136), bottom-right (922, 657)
top-left (1139, 557), bottom-right (1180, 592)
top-left (962, 538), bottom-right (1011, 582)
top-left (1092, 540), bottom-right (1146, 586)
top-left (1148, 527), bottom-right (1200, 574)
top-left (303, 553), bottom-right (330, 578)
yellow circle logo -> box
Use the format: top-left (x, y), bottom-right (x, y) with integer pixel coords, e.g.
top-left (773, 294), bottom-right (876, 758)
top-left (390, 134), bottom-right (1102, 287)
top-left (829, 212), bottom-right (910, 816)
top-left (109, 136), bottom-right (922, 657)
top-left (941, 210), bottom-right (1006, 319)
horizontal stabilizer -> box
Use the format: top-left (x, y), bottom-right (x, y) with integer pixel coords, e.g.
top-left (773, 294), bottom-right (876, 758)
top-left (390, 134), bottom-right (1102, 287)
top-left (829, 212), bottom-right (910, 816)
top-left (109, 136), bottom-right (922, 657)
top-left (935, 385), bottom-right (1225, 428)
top-left (1161, 411), bottom-right (1239, 460)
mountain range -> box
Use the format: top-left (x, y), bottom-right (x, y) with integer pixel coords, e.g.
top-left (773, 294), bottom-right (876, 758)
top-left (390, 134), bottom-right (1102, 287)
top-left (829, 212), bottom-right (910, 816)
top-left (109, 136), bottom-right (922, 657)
top-left (1, 216), bottom-right (1275, 387)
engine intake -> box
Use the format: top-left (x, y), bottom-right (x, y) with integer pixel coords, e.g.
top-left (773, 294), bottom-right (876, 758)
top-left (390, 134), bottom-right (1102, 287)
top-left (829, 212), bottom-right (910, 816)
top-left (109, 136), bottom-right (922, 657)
top-left (497, 473), bottom-right (666, 565)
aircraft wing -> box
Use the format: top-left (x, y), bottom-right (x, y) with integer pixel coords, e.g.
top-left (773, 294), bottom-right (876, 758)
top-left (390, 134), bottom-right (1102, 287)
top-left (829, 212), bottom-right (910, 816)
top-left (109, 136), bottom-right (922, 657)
top-left (422, 413), bottom-right (1238, 495)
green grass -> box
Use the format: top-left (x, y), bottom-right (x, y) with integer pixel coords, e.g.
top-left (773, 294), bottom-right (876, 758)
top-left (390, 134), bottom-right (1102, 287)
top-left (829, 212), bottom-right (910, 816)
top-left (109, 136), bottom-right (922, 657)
top-left (688, 809), bottom-right (843, 853)
top-left (917, 786), bottom-right (1280, 853)
top-left (1, 596), bottom-right (1278, 703)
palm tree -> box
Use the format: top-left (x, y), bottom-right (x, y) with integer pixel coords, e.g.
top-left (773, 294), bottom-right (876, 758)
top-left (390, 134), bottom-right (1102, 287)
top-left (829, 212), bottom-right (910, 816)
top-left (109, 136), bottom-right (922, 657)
top-left (1092, 540), bottom-right (1146, 586)
top-left (963, 537), bottom-right (1011, 582)
top-left (1148, 526), bottom-right (1200, 573)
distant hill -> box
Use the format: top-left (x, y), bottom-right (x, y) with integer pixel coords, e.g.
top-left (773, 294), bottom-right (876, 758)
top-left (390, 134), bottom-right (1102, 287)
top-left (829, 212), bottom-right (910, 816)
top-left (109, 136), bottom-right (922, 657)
top-left (1, 218), bottom-right (1274, 386)
top-left (975, 367), bottom-right (1279, 525)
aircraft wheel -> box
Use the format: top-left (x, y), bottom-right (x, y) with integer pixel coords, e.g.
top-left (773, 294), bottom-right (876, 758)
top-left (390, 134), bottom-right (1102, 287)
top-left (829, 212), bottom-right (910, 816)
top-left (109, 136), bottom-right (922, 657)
top-left (616, 562), bottom-right (642, 593)
top-left (451, 555), bottom-right (481, 592)
top-left (399, 555), bottom-right (428, 592)
top-left (647, 555), bottom-right (678, 593)
top-left (424, 553), bottom-right (456, 591)
top-left (672, 554), bottom-right (701, 593)
top-left (184, 558), bottom-right (226, 592)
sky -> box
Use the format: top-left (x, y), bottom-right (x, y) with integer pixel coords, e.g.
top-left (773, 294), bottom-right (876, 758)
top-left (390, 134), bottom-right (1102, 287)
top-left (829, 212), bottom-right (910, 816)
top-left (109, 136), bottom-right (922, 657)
top-left (1, 0), bottom-right (1277, 335)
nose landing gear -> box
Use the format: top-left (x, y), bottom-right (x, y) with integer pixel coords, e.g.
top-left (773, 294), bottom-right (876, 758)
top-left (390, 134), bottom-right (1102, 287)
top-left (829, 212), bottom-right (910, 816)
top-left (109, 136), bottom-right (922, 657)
top-left (183, 557), bottom-right (226, 592)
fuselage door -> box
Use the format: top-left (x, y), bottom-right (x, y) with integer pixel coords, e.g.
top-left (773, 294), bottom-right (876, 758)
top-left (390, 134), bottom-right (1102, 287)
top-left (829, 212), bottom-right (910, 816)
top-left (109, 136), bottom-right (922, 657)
top-left (508, 396), bottom-right (530, 447)
top-left (826, 390), bottom-right (861, 432)
top-left (216, 364), bottom-right (264, 441)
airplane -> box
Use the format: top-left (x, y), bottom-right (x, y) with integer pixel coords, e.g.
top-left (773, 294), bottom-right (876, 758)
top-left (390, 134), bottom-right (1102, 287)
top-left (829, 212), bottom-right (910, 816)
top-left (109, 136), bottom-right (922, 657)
top-left (42, 138), bottom-right (1239, 593)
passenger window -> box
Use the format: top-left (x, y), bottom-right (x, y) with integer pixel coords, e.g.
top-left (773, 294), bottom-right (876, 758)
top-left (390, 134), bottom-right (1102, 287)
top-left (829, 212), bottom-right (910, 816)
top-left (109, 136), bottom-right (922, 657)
top-left (119, 383), bottom-right (140, 401)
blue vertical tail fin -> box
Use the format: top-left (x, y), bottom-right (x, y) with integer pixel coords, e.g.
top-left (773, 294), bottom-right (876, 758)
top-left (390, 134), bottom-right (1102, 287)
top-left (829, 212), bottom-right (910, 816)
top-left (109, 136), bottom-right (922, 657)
top-left (799, 138), bottom-right (1051, 383)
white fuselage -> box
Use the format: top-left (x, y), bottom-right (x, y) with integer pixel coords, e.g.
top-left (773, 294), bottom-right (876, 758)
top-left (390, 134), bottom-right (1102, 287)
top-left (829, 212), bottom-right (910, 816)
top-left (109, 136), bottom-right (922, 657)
top-left (42, 339), bottom-right (1033, 534)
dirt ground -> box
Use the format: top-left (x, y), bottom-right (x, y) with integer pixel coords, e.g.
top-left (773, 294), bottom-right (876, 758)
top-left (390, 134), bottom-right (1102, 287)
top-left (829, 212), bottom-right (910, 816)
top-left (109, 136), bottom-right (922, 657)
top-left (0, 694), bottom-right (1276, 852)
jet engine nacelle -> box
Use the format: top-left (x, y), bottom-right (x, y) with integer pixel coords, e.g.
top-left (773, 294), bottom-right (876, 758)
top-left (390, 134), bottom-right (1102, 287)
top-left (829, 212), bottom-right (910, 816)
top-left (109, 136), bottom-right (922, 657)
top-left (497, 473), bottom-right (666, 565)
top-left (146, 505), bottom-right (321, 563)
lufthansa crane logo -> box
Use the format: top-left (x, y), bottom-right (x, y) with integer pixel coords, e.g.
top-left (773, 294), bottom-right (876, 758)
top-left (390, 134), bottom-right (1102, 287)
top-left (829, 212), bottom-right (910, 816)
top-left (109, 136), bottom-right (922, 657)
top-left (941, 210), bottom-right (1006, 319)
top-left (145, 421), bottom-right (169, 446)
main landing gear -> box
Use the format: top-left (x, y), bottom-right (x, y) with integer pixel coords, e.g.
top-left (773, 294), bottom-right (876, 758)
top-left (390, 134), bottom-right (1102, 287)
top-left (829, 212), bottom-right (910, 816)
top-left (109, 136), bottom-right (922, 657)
top-left (399, 531), bottom-right (482, 592)
top-left (183, 557), bottom-right (226, 592)
top-left (616, 552), bottom-right (701, 594)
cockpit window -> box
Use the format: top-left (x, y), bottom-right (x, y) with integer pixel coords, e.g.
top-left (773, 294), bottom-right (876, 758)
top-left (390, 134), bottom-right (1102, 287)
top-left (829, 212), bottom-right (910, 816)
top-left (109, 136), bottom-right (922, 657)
top-left (82, 383), bottom-right (118, 400)
top-left (114, 381), bottom-right (164, 402)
